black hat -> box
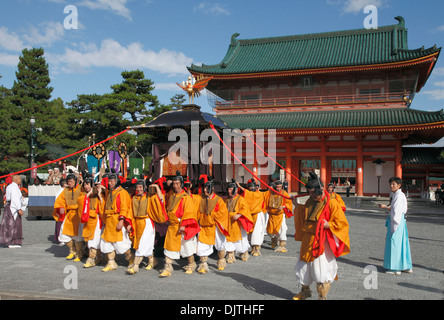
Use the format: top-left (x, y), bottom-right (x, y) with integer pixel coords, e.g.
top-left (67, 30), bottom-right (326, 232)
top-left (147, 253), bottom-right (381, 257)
top-left (227, 178), bottom-right (237, 195)
top-left (306, 172), bottom-right (323, 190)
top-left (171, 170), bottom-right (184, 187)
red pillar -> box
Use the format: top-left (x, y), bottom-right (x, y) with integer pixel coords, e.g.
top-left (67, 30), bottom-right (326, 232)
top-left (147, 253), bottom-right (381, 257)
top-left (320, 139), bottom-right (327, 186)
top-left (395, 140), bottom-right (403, 178)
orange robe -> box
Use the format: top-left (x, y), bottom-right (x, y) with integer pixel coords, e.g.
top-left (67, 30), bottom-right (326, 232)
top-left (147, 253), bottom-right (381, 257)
top-left (53, 185), bottom-right (82, 237)
top-left (164, 190), bottom-right (200, 252)
top-left (101, 186), bottom-right (133, 243)
top-left (241, 189), bottom-right (265, 233)
top-left (294, 194), bottom-right (350, 263)
top-left (77, 192), bottom-right (104, 241)
top-left (196, 194), bottom-right (229, 245)
top-left (225, 195), bottom-right (253, 243)
top-left (330, 192), bottom-right (346, 212)
top-left (264, 190), bottom-right (293, 234)
top-left (132, 193), bottom-right (167, 250)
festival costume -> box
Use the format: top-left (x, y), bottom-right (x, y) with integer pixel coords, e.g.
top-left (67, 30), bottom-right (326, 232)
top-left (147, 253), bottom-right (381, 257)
top-left (100, 185), bottom-right (134, 272)
top-left (264, 189), bottom-right (293, 252)
top-left (0, 182), bottom-right (27, 247)
top-left (241, 189), bottom-right (266, 256)
top-left (53, 185), bottom-right (83, 260)
top-left (78, 190), bottom-right (105, 268)
top-left (196, 194), bottom-right (230, 273)
top-left (383, 189), bottom-right (412, 273)
top-left (127, 192), bottom-right (168, 274)
top-left (330, 192), bottom-right (346, 212)
top-left (159, 190), bottom-right (200, 277)
top-left (293, 193), bottom-right (350, 300)
top-left (225, 194), bottom-right (254, 262)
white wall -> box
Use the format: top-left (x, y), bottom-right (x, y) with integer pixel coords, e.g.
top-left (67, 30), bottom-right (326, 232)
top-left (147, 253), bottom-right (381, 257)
top-left (363, 160), bottom-right (394, 195)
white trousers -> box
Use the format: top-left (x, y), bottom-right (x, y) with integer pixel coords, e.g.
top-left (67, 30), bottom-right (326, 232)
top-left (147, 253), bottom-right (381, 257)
top-left (164, 235), bottom-right (197, 260)
top-left (226, 228), bottom-right (250, 254)
top-left (87, 219), bottom-right (102, 249)
top-left (250, 212), bottom-right (266, 246)
top-left (135, 219), bottom-right (156, 257)
top-left (59, 219), bottom-right (84, 243)
top-left (197, 227), bottom-right (226, 257)
top-left (294, 239), bottom-right (338, 286)
top-left (100, 228), bottom-right (132, 254)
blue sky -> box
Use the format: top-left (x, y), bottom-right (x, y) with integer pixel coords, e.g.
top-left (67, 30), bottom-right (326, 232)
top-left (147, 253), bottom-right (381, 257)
top-left (0, 0), bottom-right (443, 118)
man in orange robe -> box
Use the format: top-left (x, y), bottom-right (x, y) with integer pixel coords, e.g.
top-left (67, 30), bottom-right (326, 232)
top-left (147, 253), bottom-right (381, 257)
top-left (225, 180), bottom-right (253, 263)
top-left (237, 179), bottom-right (266, 256)
top-left (159, 172), bottom-right (200, 277)
top-left (98, 173), bottom-right (135, 272)
top-left (293, 172), bottom-right (350, 300)
top-left (53, 171), bottom-right (83, 261)
top-left (196, 180), bottom-right (230, 273)
top-left (327, 183), bottom-right (346, 212)
top-left (264, 180), bottom-right (293, 253)
top-left (127, 181), bottom-right (168, 274)
top-left (78, 175), bottom-right (105, 268)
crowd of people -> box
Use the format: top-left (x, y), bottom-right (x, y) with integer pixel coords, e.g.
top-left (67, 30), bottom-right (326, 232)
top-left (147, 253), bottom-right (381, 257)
top-left (0, 166), bottom-right (413, 300)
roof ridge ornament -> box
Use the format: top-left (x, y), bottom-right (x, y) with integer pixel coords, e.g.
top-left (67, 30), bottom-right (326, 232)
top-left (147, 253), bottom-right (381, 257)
top-left (394, 16), bottom-right (405, 28)
top-left (231, 33), bottom-right (240, 46)
top-left (176, 75), bottom-right (213, 104)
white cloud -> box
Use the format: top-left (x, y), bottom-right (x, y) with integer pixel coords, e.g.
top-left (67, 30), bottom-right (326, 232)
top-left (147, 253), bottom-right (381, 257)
top-left (47, 39), bottom-right (194, 75)
top-left (193, 2), bottom-right (230, 16)
top-left (154, 82), bottom-right (181, 91)
top-left (78, 0), bottom-right (132, 20)
top-left (0, 27), bottom-right (25, 51)
top-left (0, 52), bottom-right (19, 66)
top-left (22, 21), bottom-right (65, 46)
top-left (328, 0), bottom-right (387, 14)
top-left (423, 81), bottom-right (444, 100)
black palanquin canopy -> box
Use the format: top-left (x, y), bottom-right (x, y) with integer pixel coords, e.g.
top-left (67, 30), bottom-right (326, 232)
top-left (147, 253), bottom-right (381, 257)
top-left (128, 104), bottom-right (231, 191)
top-left (129, 104), bottom-right (229, 138)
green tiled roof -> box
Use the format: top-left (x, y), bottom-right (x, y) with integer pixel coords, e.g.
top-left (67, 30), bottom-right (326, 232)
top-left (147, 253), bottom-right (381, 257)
top-left (402, 147), bottom-right (444, 165)
top-left (217, 108), bottom-right (444, 130)
top-left (188, 17), bottom-right (440, 75)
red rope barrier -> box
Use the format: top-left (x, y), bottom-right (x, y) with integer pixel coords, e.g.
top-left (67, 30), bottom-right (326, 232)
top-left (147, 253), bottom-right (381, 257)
top-left (0, 128), bottom-right (129, 180)
top-left (244, 133), bottom-right (306, 186)
top-left (209, 123), bottom-right (307, 200)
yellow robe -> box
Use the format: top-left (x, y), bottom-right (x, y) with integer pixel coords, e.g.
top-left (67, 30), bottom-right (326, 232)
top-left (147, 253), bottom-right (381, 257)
top-left (241, 189), bottom-right (265, 232)
top-left (132, 193), bottom-right (167, 250)
top-left (196, 194), bottom-right (229, 245)
top-left (225, 195), bottom-right (253, 243)
top-left (164, 190), bottom-right (199, 252)
top-left (77, 192), bottom-right (104, 241)
top-left (294, 195), bottom-right (350, 263)
top-left (331, 192), bottom-right (346, 212)
top-left (53, 185), bottom-right (82, 237)
top-left (101, 186), bottom-right (133, 243)
top-left (264, 190), bottom-right (293, 235)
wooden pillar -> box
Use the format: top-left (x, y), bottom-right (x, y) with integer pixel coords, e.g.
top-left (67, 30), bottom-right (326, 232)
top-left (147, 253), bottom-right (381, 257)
top-left (356, 138), bottom-right (364, 196)
top-left (292, 158), bottom-right (300, 193)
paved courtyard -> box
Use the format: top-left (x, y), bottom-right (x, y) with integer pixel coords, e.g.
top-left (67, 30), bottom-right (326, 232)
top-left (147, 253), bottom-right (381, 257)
top-left (0, 200), bottom-right (442, 302)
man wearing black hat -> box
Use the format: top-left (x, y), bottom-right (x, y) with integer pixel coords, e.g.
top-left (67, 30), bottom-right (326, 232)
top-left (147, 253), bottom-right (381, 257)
top-left (78, 175), bottom-right (104, 268)
top-left (53, 171), bottom-right (83, 261)
top-left (195, 179), bottom-right (230, 273)
top-left (127, 180), bottom-right (167, 274)
top-left (159, 171), bottom-right (200, 277)
top-left (237, 179), bottom-right (266, 256)
top-left (225, 179), bottom-right (253, 263)
top-left (264, 180), bottom-right (293, 253)
top-left (293, 172), bottom-right (350, 300)
top-left (98, 172), bottom-right (134, 272)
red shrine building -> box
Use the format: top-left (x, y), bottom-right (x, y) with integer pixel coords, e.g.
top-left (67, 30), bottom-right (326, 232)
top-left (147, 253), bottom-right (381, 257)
top-left (187, 16), bottom-right (444, 197)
